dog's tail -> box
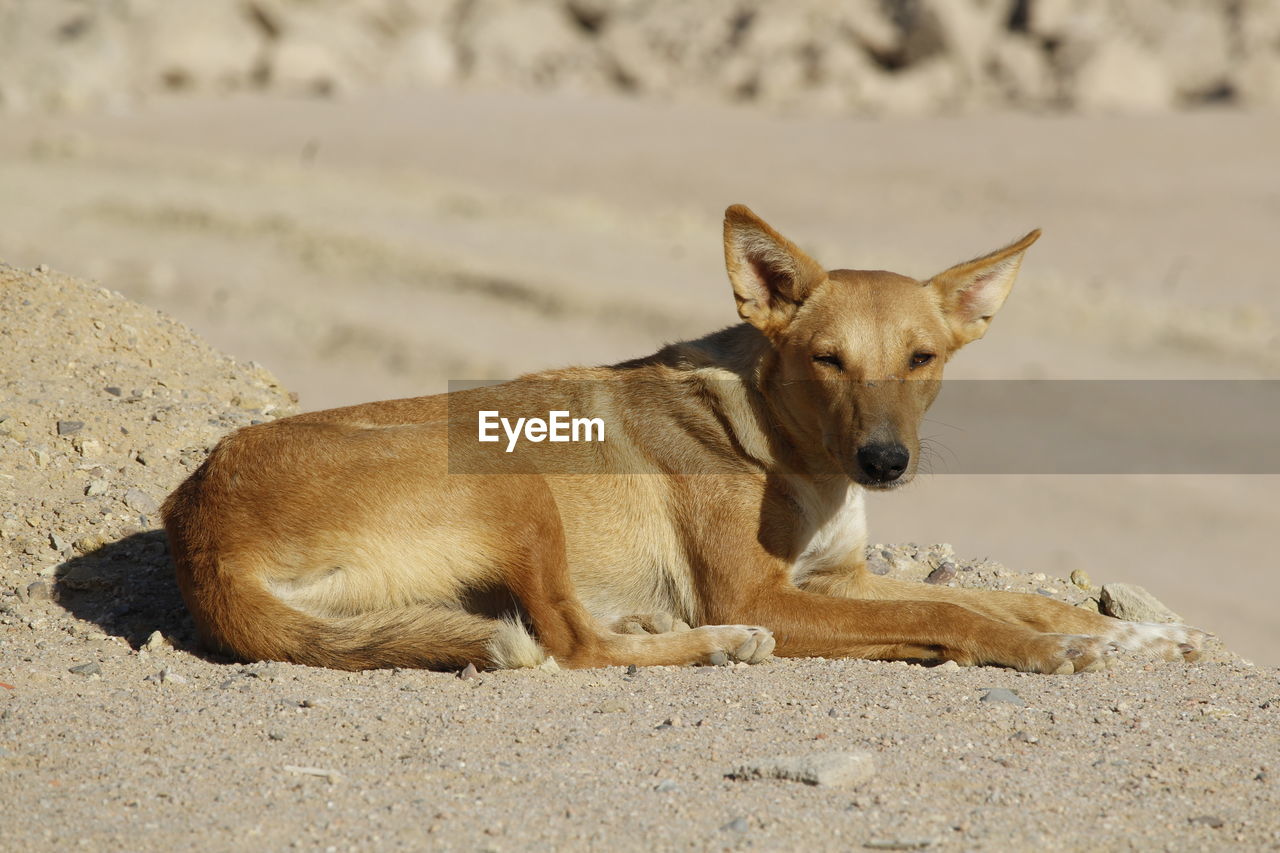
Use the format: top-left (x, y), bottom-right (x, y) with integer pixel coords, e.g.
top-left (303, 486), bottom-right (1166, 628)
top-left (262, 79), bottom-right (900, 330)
top-left (182, 565), bottom-right (548, 671)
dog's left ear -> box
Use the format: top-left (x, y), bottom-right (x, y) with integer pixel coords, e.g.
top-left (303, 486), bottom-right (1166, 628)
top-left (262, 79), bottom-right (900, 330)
top-left (930, 229), bottom-right (1041, 346)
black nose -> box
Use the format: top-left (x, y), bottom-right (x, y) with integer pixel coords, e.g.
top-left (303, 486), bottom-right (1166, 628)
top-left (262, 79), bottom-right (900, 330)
top-left (856, 443), bottom-right (910, 483)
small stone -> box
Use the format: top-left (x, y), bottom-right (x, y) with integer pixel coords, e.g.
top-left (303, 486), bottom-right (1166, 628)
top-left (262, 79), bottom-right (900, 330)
top-left (730, 751), bottom-right (875, 787)
top-left (457, 662), bottom-right (479, 680)
top-left (656, 715), bottom-right (682, 729)
top-left (924, 562), bottom-right (956, 584)
top-left (69, 662), bottom-right (101, 676)
top-left (721, 817), bottom-right (750, 833)
top-left (1099, 583), bottom-right (1180, 622)
top-left (122, 489), bottom-right (159, 515)
top-left (35, 263), bottom-right (49, 273)
top-left (74, 535), bottom-right (104, 553)
top-left (935, 660), bottom-right (961, 672)
top-left (625, 664), bottom-right (638, 675)
top-left (300, 698), bottom-right (324, 708)
top-left (596, 700), bottom-right (628, 713)
top-left (31, 448), bottom-right (50, 468)
top-left (980, 688), bottom-right (1026, 706)
top-left (49, 532), bottom-right (68, 552)
top-left (1188, 815), bottom-right (1225, 829)
top-left (866, 550), bottom-right (892, 575)
top-left (145, 668), bottom-right (187, 684)
top-left (84, 479), bottom-right (109, 497)
top-left (653, 779), bottom-right (680, 792)
top-left (72, 438), bottom-right (102, 457)
top-left (268, 731), bottom-right (286, 741)
top-left (864, 839), bottom-right (937, 850)
top-left (1011, 730), bottom-right (1039, 744)
top-left (141, 631), bottom-right (170, 653)
top-left (56, 420), bottom-right (84, 436)
top-left (1070, 569), bottom-right (1093, 590)
top-left (104, 387), bottom-right (123, 397)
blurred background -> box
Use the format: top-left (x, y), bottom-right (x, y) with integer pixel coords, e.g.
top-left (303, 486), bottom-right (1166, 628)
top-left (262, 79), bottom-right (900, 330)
top-left (0, 0), bottom-right (1276, 661)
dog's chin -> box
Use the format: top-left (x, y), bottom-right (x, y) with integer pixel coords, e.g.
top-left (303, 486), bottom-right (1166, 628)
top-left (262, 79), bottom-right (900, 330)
top-left (845, 465), bottom-right (915, 491)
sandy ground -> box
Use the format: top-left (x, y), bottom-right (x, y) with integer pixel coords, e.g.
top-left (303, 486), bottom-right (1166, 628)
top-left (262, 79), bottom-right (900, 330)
top-left (1, 90), bottom-right (1275, 668)
top-left (0, 91), bottom-right (1278, 847)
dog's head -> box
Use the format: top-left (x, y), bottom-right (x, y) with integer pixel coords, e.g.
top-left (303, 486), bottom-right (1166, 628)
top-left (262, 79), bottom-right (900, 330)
top-left (723, 204), bottom-right (1039, 489)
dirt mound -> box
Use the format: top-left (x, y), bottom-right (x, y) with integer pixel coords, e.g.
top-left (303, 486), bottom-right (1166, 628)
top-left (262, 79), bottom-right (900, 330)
top-left (3, 0), bottom-right (1278, 115)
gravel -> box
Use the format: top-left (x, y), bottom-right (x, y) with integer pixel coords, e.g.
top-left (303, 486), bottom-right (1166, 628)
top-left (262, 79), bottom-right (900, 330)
top-left (1, 263), bottom-right (1278, 850)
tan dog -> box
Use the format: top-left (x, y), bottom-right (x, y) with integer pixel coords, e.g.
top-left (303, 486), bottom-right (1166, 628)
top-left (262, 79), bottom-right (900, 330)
top-left (163, 205), bottom-right (1204, 673)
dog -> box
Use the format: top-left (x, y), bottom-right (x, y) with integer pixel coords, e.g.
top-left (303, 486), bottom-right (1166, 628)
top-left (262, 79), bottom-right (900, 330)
top-left (162, 205), bottom-right (1204, 673)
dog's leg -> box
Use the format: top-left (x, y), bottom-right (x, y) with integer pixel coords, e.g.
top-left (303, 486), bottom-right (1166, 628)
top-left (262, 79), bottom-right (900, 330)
top-left (712, 582), bottom-right (1112, 673)
top-left (800, 563), bottom-right (1203, 662)
top-left (498, 486), bottom-right (773, 669)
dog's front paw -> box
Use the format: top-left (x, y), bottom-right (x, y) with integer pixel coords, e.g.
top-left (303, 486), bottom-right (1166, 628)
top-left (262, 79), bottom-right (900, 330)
top-left (612, 612), bottom-right (691, 635)
top-left (1105, 621), bottom-right (1206, 662)
top-left (699, 625), bottom-right (775, 665)
top-left (1024, 632), bottom-right (1116, 674)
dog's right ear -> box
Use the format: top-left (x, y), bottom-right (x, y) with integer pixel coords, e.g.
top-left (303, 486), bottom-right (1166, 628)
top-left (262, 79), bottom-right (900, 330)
top-left (724, 204), bottom-right (827, 336)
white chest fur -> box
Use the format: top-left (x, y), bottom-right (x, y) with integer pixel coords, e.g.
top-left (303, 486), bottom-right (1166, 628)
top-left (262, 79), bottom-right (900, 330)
top-left (789, 481), bottom-right (868, 585)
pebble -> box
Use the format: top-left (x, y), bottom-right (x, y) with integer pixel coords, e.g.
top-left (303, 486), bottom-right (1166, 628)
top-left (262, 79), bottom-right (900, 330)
top-left (720, 817), bottom-right (750, 833)
top-left (68, 662), bottom-right (101, 676)
top-left (122, 488), bottom-right (159, 515)
top-left (84, 479), bottom-right (109, 497)
top-left (980, 688), bottom-right (1026, 706)
top-left (729, 751), bottom-right (875, 787)
top-left (596, 700), bottom-right (628, 713)
top-left (457, 662), bottom-right (479, 680)
top-left (1070, 569), bottom-right (1093, 590)
top-left (1189, 815), bottom-right (1225, 829)
top-left (49, 532), bottom-right (68, 552)
top-left (924, 562), bottom-right (957, 584)
top-left (56, 420), bottom-right (84, 435)
top-left (141, 630), bottom-right (170, 653)
top-left (935, 660), bottom-right (961, 672)
top-left (145, 668), bottom-right (187, 684)
top-left (25, 581), bottom-right (54, 601)
top-left (864, 838), bottom-right (937, 850)
top-left (653, 779), bottom-right (680, 792)
top-left (1099, 583), bottom-right (1180, 622)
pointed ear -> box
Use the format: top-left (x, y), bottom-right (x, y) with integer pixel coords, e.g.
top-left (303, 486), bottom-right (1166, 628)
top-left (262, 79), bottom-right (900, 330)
top-left (931, 229), bottom-right (1041, 346)
top-left (723, 204), bottom-right (827, 336)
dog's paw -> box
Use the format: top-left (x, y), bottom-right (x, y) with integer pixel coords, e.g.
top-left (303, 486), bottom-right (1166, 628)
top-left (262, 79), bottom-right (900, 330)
top-left (612, 612), bottom-right (691, 636)
top-left (1024, 632), bottom-right (1116, 674)
top-left (698, 625), bottom-right (775, 666)
top-left (1105, 621), bottom-right (1206, 662)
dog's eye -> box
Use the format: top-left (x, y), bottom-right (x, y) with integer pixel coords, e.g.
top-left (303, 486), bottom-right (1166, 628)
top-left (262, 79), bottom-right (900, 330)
top-left (812, 353), bottom-right (843, 371)
top-left (909, 352), bottom-right (935, 369)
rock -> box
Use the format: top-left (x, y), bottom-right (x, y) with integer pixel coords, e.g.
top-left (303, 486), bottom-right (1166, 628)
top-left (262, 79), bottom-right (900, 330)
top-left (1070, 569), bottom-right (1092, 591)
top-left (141, 630), bottom-right (170, 653)
top-left (122, 488), bottom-right (159, 515)
top-left (720, 817), bottom-right (749, 833)
top-left (729, 751), bottom-right (875, 787)
top-left (1099, 583), bottom-right (1180, 623)
top-left (457, 662), bottom-right (479, 680)
top-left (84, 479), bottom-right (108, 497)
top-left (924, 562), bottom-right (956, 584)
top-left (865, 550), bottom-right (893, 575)
top-left (596, 700), bottom-right (628, 713)
top-left (864, 839), bottom-right (938, 851)
top-left (653, 779), bottom-right (680, 792)
top-left (25, 581), bottom-right (52, 601)
top-left (1188, 815), bottom-right (1225, 829)
top-left (56, 420), bottom-right (83, 435)
top-left (145, 668), bottom-right (187, 684)
top-left (68, 662), bottom-right (101, 676)
top-left (980, 688), bottom-right (1026, 706)
top-left (935, 660), bottom-right (961, 672)
top-left (1071, 38), bottom-right (1175, 113)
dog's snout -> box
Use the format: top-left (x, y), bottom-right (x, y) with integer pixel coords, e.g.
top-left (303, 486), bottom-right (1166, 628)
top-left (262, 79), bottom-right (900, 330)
top-left (856, 443), bottom-right (910, 483)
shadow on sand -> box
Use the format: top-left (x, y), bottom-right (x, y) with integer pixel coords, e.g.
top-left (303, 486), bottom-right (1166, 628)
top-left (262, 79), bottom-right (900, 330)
top-left (52, 529), bottom-right (208, 654)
